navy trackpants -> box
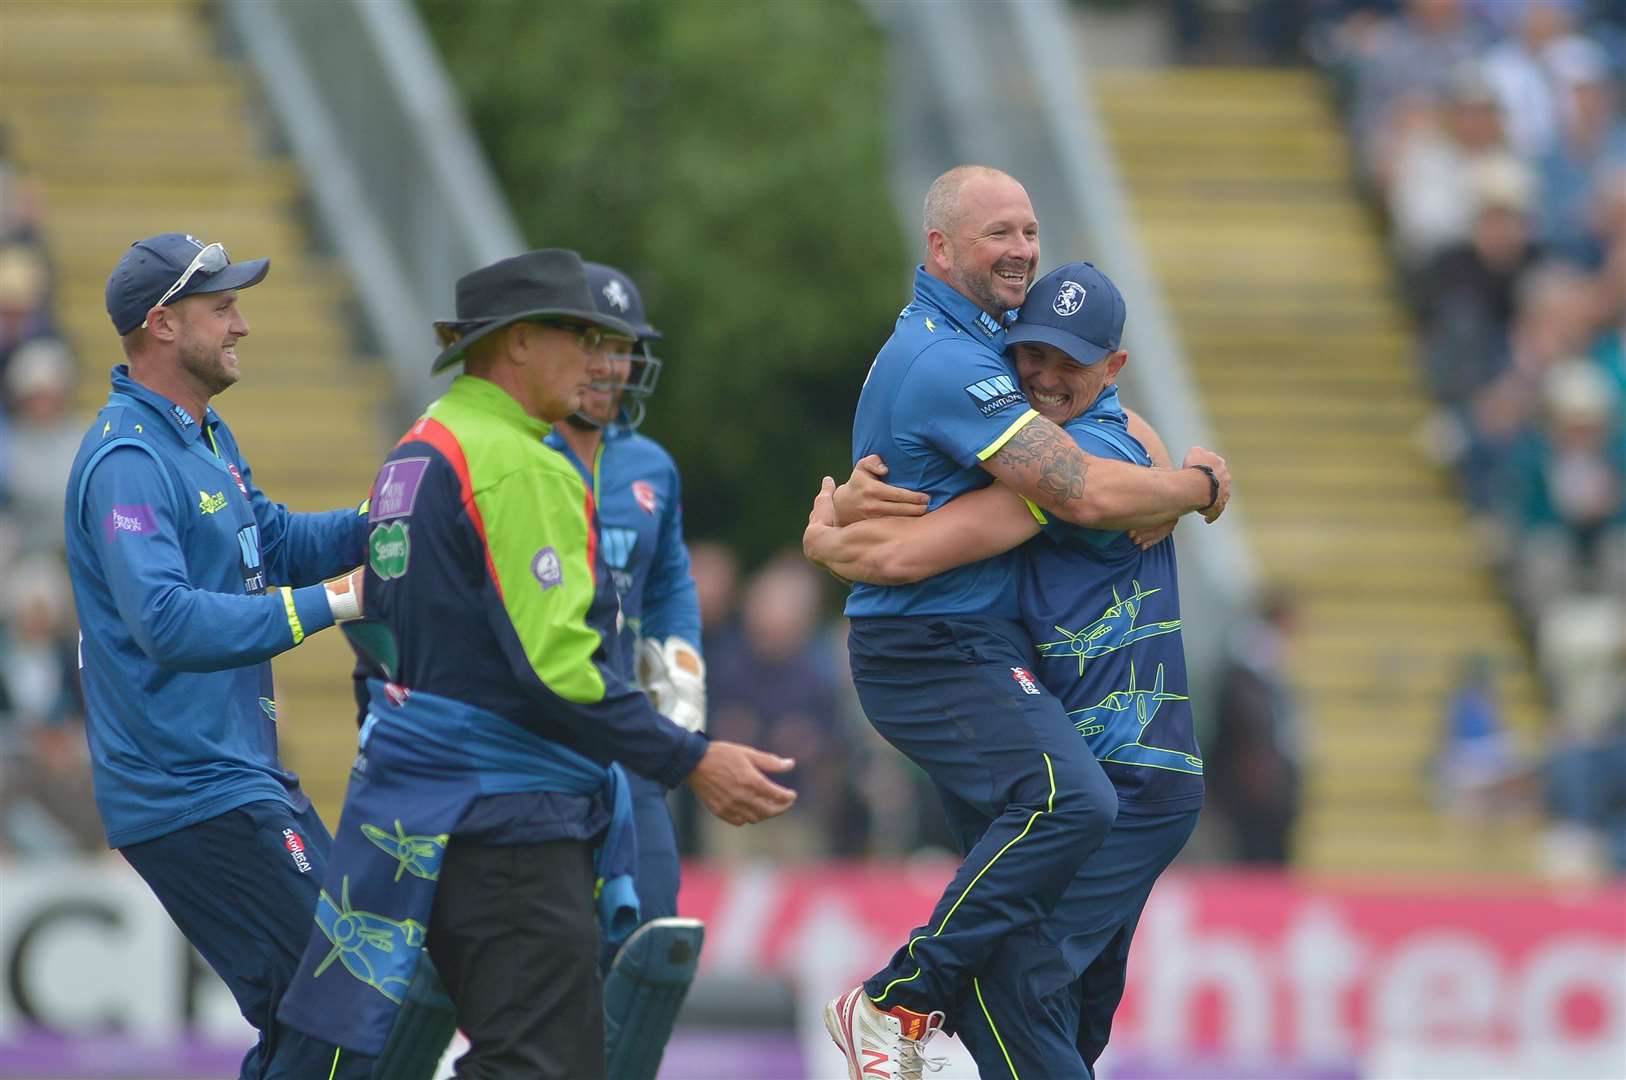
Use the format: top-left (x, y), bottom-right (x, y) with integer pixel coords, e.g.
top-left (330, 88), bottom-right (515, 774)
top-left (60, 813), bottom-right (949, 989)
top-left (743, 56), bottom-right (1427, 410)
top-left (849, 615), bottom-right (1119, 1015)
top-left (120, 799), bottom-right (374, 1080)
top-left (956, 809), bottom-right (1199, 1080)
top-left (601, 773), bottom-right (682, 971)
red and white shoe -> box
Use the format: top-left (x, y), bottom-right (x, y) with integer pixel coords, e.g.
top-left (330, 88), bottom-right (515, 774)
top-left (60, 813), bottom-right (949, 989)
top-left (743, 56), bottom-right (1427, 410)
top-left (823, 985), bottom-right (946, 1080)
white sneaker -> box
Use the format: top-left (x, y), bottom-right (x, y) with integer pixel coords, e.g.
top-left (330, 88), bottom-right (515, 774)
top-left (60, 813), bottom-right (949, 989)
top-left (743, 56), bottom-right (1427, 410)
top-left (823, 985), bottom-right (946, 1080)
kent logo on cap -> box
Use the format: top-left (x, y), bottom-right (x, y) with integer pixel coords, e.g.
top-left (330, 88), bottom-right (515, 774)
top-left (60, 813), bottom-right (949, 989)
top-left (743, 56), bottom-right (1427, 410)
top-left (105, 233), bottom-right (270, 336)
top-left (1005, 261), bottom-right (1126, 366)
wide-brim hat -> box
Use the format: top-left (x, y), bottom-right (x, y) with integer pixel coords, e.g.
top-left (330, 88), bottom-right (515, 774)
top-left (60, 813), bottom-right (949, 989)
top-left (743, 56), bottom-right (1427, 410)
top-left (430, 248), bottom-right (637, 374)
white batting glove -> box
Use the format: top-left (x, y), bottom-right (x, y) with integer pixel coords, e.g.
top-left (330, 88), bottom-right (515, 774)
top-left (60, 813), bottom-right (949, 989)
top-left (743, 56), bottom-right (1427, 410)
top-left (637, 635), bottom-right (707, 734)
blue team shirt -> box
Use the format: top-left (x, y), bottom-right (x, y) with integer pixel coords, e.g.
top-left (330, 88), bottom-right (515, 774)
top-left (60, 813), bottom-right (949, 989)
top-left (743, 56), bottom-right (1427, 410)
top-left (545, 423), bottom-right (702, 668)
top-left (1017, 386), bottom-right (1205, 816)
top-left (846, 267), bottom-right (1039, 619)
top-left (63, 366), bottom-right (368, 847)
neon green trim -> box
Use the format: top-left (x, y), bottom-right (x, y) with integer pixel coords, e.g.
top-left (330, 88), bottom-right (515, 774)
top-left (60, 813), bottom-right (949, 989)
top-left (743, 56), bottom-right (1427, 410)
top-left (976, 408), bottom-right (1039, 461)
top-left (872, 753), bottom-right (1058, 1006)
top-left (281, 587), bottom-right (305, 645)
top-left (974, 977), bottom-right (1020, 1079)
top-left (327, 1047), bottom-right (341, 1080)
top-left (591, 441), bottom-right (604, 506)
top-left (1023, 498), bottom-right (1048, 525)
top-left (205, 425), bottom-right (220, 458)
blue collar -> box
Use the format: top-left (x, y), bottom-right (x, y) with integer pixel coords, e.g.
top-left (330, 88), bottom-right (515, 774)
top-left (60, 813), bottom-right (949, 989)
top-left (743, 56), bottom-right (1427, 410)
top-left (911, 266), bottom-right (1011, 342)
top-left (109, 364), bottom-right (219, 446)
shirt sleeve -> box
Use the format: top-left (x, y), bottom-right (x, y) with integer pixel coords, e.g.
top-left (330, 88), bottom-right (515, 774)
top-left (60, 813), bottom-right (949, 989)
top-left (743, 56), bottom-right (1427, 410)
top-left (474, 465), bottom-right (707, 787)
top-left (897, 339), bottom-right (1038, 467)
top-left (78, 445), bottom-right (335, 671)
top-left (231, 445), bottom-right (368, 587)
top-left (1026, 423), bottom-right (1144, 553)
top-left (638, 460), bottom-right (702, 649)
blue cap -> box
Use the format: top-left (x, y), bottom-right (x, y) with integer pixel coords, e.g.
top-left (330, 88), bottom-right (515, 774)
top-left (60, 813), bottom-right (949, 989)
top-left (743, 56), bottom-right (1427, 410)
top-left (584, 262), bottom-right (662, 341)
top-left (105, 233), bottom-right (270, 335)
top-left (1005, 261), bottom-right (1125, 365)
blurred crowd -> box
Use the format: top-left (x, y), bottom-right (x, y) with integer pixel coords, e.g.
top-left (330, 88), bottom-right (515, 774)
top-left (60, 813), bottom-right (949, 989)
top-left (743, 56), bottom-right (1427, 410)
top-left (1315, 0), bottom-right (1626, 875)
top-left (0, 130), bottom-right (101, 859)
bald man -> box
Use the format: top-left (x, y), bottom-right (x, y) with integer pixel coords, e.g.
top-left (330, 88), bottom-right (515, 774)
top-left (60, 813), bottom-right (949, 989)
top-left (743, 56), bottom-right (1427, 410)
top-left (822, 166), bottom-right (1229, 1080)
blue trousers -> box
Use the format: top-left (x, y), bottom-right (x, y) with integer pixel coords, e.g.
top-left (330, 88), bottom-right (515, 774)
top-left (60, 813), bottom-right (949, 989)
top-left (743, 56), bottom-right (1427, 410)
top-left (956, 809), bottom-right (1199, 1080)
top-left (849, 616), bottom-right (1120, 1014)
top-left (601, 773), bottom-right (681, 971)
top-left (120, 799), bottom-right (374, 1080)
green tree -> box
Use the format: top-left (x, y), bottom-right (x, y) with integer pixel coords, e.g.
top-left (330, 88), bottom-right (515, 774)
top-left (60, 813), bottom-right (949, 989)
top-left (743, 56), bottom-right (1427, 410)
top-left (418, 0), bottom-right (907, 563)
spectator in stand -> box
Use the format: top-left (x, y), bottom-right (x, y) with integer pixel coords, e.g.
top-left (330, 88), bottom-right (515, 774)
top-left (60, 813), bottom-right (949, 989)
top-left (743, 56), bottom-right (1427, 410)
top-left (1348, 0), bottom-right (1488, 181)
top-left (1207, 587), bottom-right (1306, 865)
top-left (1507, 357), bottom-right (1626, 607)
top-left (0, 558), bottom-right (101, 856)
top-left (1388, 64), bottom-right (1531, 276)
top-left (1429, 651), bottom-right (1529, 818)
top-left (1536, 38), bottom-right (1626, 267)
top-left (1482, 0), bottom-right (1589, 160)
top-left (704, 552), bottom-right (846, 860)
top-left (0, 241), bottom-right (54, 392)
top-left (5, 336), bottom-right (81, 552)
top-left (688, 538), bottom-right (741, 659)
top-left (1415, 157), bottom-right (1541, 435)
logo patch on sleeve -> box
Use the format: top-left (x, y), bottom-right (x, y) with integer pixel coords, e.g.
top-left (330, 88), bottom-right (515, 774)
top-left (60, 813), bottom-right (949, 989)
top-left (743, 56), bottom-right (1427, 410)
top-left (103, 504), bottom-right (157, 541)
top-left (532, 546), bottom-right (563, 590)
top-left (369, 522), bottom-right (411, 580)
top-left (632, 480), bottom-right (657, 516)
top-left (964, 374), bottom-right (1026, 417)
top-left (1011, 667), bottom-right (1043, 695)
top-left (370, 457), bottom-right (431, 521)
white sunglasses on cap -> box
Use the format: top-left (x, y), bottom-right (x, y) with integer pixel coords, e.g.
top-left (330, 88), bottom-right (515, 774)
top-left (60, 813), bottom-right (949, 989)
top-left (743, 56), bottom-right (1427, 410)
top-left (141, 242), bottom-right (229, 328)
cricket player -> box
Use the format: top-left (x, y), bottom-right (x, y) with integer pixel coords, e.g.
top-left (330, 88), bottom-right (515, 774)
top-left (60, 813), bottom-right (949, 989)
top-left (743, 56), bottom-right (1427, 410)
top-left (816, 165), bottom-right (1227, 1080)
top-left (808, 261), bottom-right (1204, 1078)
top-left (63, 233), bottom-right (374, 1078)
top-left (545, 262), bottom-right (708, 1079)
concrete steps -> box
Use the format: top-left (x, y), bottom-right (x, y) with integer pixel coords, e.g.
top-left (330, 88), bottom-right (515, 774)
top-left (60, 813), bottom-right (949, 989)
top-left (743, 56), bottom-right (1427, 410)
top-left (1091, 66), bottom-right (1545, 875)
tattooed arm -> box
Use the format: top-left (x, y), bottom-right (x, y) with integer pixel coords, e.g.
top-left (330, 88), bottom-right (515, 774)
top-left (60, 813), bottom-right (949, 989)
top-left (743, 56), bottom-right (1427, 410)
top-left (982, 414), bottom-right (1230, 528)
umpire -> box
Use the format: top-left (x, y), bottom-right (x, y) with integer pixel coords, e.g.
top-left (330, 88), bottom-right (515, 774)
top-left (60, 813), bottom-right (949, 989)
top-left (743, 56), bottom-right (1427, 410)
top-left (63, 234), bottom-right (373, 1078)
top-left (278, 249), bottom-right (796, 1079)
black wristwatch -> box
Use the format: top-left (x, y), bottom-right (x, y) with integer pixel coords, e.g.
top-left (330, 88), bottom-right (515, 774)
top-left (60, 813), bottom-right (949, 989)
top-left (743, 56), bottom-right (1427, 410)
top-left (1191, 464), bottom-right (1219, 511)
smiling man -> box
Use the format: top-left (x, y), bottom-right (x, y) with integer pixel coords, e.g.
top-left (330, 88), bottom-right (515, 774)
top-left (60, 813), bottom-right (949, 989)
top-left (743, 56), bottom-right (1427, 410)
top-left (821, 167), bottom-right (1229, 1080)
top-left (812, 260), bottom-right (1208, 1080)
top-left (63, 233), bottom-right (374, 1079)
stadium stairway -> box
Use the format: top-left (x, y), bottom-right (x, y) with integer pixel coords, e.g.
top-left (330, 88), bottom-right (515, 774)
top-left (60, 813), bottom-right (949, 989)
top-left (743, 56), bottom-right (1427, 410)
top-left (1090, 67), bottom-right (1545, 875)
top-left (0, 0), bottom-right (391, 823)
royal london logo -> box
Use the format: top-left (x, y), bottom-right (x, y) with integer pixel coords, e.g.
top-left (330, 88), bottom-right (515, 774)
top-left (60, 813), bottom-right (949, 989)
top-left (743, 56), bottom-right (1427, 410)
top-left (283, 828), bottom-right (312, 874)
top-left (1011, 666), bottom-right (1042, 696)
top-left (198, 490), bottom-right (227, 514)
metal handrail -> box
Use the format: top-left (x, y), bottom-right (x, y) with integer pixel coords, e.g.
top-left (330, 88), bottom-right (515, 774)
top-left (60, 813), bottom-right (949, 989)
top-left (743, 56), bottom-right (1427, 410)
top-left (218, 0), bottom-right (524, 414)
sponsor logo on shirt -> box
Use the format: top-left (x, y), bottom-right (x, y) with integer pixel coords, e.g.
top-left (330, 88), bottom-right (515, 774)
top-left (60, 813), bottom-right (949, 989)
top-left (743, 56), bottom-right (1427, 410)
top-left (532, 546), bottom-right (563, 590)
top-left (1011, 666), bottom-right (1042, 696)
top-left (170, 405), bottom-right (195, 429)
top-left (601, 527), bottom-right (637, 570)
top-left (198, 490), bottom-right (227, 515)
top-left (964, 374), bottom-right (1026, 418)
top-left (226, 462), bottom-right (248, 495)
top-left (282, 828), bottom-right (312, 874)
top-left (370, 457), bottom-right (432, 522)
top-left (369, 521), bottom-right (411, 580)
top-left (238, 524), bottom-right (265, 594)
top-left (632, 480), bottom-right (657, 516)
top-left (1053, 281), bottom-right (1087, 317)
top-left (104, 504), bottom-right (157, 541)
top-left (976, 310), bottom-right (1003, 338)
top-left (260, 697), bottom-right (277, 722)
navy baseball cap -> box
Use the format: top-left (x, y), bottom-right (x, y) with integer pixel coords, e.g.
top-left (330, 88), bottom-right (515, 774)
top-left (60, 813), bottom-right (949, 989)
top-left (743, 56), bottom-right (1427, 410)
top-left (105, 233), bottom-right (270, 335)
top-left (1005, 261), bottom-right (1125, 366)
top-left (584, 261), bottom-right (662, 341)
